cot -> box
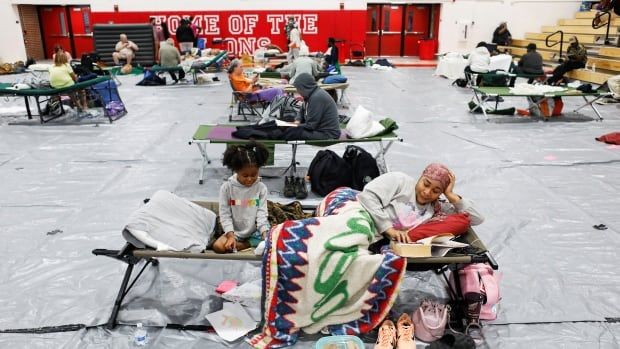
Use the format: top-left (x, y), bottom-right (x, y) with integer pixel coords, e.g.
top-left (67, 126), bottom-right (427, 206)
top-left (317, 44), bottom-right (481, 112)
top-left (189, 124), bottom-right (402, 184)
top-left (149, 51), bottom-right (229, 85)
top-left (470, 86), bottom-right (610, 121)
top-left (0, 76), bottom-right (116, 123)
top-left (91, 198), bottom-right (498, 330)
top-left (283, 82), bottom-right (350, 108)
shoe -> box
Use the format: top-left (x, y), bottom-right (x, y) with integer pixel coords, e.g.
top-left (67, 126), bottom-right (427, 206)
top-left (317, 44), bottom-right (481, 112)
top-left (294, 176), bottom-right (308, 199)
top-left (374, 319), bottom-right (396, 349)
top-left (396, 313), bottom-right (416, 349)
top-left (283, 176), bottom-right (295, 198)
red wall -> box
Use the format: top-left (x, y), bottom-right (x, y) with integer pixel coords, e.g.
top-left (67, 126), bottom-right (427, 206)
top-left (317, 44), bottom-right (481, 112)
top-left (92, 10), bottom-right (366, 60)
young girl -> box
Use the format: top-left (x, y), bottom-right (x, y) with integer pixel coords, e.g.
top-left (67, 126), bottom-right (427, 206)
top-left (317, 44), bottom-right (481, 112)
top-left (213, 142), bottom-right (271, 254)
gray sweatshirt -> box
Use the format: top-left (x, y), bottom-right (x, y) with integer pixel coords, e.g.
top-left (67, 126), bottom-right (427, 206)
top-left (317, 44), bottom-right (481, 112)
top-left (292, 73), bottom-right (341, 139)
top-left (357, 172), bottom-right (484, 236)
top-left (289, 57), bottom-right (320, 84)
top-left (219, 174), bottom-right (270, 239)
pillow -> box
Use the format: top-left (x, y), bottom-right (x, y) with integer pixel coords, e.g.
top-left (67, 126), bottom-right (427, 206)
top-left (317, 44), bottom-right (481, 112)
top-left (345, 105), bottom-right (385, 139)
top-left (323, 75), bottom-right (347, 84)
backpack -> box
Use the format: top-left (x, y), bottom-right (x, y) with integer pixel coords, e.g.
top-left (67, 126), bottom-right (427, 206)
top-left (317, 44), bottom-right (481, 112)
top-left (137, 70), bottom-right (166, 86)
top-left (342, 145), bottom-right (380, 191)
top-left (307, 150), bottom-right (352, 196)
top-left (323, 75), bottom-right (348, 84)
top-left (260, 95), bottom-right (301, 123)
top-left (449, 263), bottom-right (501, 321)
top-left (43, 97), bottom-right (63, 117)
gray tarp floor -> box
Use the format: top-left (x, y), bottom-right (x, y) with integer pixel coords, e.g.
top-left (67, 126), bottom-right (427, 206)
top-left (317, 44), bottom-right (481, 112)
top-left (1, 66), bottom-right (619, 348)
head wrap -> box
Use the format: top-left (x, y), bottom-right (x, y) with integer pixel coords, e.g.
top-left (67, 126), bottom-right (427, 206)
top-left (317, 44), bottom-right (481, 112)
top-left (421, 163), bottom-right (451, 191)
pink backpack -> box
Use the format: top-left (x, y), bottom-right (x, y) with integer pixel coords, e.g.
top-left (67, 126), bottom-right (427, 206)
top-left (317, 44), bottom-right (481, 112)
top-left (451, 263), bottom-right (501, 321)
top-left (412, 300), bottom-right (450, 342)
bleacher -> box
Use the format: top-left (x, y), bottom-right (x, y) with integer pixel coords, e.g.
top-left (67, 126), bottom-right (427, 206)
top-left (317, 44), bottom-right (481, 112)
top-left (499, 10), bottom-right (620, 85)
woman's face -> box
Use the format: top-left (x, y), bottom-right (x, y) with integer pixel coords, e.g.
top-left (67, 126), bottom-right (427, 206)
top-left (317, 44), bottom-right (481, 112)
top-left (415, 176), bottom-right (443, 205)
top-left (232, 64), bottom-right (243, 75)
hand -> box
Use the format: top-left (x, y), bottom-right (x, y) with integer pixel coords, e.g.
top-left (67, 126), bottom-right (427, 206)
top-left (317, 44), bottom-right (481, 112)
top-left (294, 120), bottom-right (301, 125)
top-left (385, 228), bottom-right (411, 243)
top-left (252, 75), bottom-right (259, 83)
top-left (444, 170), bottom-right (456, 196)
top-left (224, 232), bottom-right (237, 251)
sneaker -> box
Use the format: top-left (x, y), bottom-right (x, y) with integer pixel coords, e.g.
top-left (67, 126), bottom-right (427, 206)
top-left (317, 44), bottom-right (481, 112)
top-left (374, 319), bottom-right (396, 349)
top-left (396, 313), bottom-right (416, 349)
top-left (294, 176), bottom-right (308, 199)
top-left (283, 176), bottom-right (295, 198)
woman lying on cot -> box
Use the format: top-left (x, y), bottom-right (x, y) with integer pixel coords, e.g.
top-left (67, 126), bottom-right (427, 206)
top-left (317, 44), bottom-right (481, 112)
top-left (357, 163), bottom-right (484, 243)
top-left (228, 59), bottom-right (284, 103)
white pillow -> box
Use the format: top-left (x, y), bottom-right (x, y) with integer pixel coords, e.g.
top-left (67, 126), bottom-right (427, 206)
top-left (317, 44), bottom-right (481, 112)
top-left (345, 105), bottom-right (385, 139)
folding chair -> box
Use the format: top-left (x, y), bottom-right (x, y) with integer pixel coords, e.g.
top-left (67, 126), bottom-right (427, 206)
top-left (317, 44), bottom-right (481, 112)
top-left (228, 78), bottom-right (268, 122)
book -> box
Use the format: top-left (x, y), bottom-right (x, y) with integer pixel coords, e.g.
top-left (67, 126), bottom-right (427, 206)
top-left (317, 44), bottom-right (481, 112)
top-left (390, 234), bottom-right (468, 258)
top-left (275, 119), bottom-right (298, 127)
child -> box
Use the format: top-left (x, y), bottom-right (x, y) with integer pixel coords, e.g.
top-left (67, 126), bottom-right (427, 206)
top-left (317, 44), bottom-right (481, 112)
top-left (213, 142), bottom-right (271, 254)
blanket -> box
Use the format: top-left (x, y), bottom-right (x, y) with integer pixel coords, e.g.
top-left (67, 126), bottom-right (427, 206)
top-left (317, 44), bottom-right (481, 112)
top-left (122, 190), bottom-right (216, 252)
top-left (249, 188), bottom-right (406, 348)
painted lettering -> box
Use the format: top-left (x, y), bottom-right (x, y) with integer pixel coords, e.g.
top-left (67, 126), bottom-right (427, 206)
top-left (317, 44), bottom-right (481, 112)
top-left (168, 15), bottom-right (182, 34)
top-left (303, 14), bottom-right (318, 34)
top-left (266, 14), bottom-right (285, 34)
top-left (228, 15), bottom-right (243, 35)
top-left (244, 15), bottom-right (258, 34)
top-left (203, 15), bottom-right (220, 35)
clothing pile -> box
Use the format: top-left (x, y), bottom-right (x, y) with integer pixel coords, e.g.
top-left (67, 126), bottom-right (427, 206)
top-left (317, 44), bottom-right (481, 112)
top-left (509, 83), bottom-right (566, 95)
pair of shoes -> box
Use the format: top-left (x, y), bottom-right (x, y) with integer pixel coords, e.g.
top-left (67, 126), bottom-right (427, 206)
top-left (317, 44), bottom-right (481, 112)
top-left (282, 176), bottom-right (308, 199)
top-left (374, 314), bottom-right (415, 349)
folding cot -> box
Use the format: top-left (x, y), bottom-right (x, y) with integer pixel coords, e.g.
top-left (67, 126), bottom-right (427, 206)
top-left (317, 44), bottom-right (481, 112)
top-left (92, 199), bottom-right (498, 330)
top-left (149, 51), bottom-right (229, 85)
top-left (283, 81), bottom-right (350, 108)
top-left (188, 124), bottom-right (402, 184)
top-left (470, 86), bottom-right (610, 121)
top-left (0, 76), bottom-right (120, 123)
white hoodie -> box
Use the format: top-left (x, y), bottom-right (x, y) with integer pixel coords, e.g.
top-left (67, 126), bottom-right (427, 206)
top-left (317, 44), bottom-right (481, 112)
top-left (219, 174), bottom-right (270, 239)
top-left (468, 46), bottom-right (491, 73)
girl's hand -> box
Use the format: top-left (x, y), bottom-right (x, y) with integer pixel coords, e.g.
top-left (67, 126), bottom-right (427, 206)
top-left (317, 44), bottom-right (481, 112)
top-left (224, 232), bottom-right (237, 251)
top-left (444, 170), bottom-right (456, 196)
top-left (385, 228), bottom-right (411, 243)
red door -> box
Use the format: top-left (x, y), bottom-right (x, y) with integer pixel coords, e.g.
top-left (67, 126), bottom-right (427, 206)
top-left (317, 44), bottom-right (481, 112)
top-left (68, 6), bottom-right (94, 58)
top-left (380, 5), bottom-right (404, 56)
top-left (365, 5), bottom-right (381, 56)
top-left (39, 6), bottom-right (71, 59)
top-left (404, 5), bottom-right (431, 56)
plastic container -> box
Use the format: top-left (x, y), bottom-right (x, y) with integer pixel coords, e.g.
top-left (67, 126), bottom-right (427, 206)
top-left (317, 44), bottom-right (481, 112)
top-left (315, 335), bottom-right (365, 349)
top-left (133, 323), bottom-right (148, 346)
top-left (418, 39), bottom-right (438, 60)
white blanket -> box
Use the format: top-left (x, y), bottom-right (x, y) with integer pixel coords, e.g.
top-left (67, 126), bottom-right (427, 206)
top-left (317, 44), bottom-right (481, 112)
top-left (122, 190), bottom-right (216, 252)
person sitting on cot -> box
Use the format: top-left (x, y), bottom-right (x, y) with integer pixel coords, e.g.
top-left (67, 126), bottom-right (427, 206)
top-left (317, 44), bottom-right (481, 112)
top-left (228, 59), bottom-right (284, 103)
top-left (282, 72), bottom-right (341, 141)
top-left (48, 51), bottom-right (88, 114)
top-left (357, 163), bottom-right (484, 244)
top-left (288, 43), bottom-right (320, 84)
top-left (213, 142), bottom-right (271, 254)
top-left (465, 42), bottom-right (491, 86)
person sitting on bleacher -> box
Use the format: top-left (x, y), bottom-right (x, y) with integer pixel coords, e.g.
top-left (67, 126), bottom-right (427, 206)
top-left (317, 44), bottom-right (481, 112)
top-left (547, 36), bottom-right (587, 86)
top-left (465, 42), bottom-right (491, 85)
top-left (112, 34), bottom-right (139, 66)
top-left (492, 22), bottom-right (512, 46)
top-left (158, 38), bottom-right (185, 84)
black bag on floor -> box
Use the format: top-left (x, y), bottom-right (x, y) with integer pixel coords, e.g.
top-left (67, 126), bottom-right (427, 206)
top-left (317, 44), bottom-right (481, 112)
top-left (307, 150), bottom-right (352, 196)
top-left (343, 145), bottom-right (380, 191)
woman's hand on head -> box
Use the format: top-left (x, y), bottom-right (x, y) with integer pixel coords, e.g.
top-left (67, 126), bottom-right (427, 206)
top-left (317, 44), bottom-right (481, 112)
top-left (444, 170), bottom-right (456, 196)
top-left (385, 228), bottom-right (411, 244)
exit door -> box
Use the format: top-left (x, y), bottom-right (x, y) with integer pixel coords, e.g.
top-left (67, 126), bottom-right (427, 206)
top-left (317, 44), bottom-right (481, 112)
top-left (404, 5), bottom-right (431, 56)
top-left (68, 6), bottom-right (94, 58)
top-left (39, 5), bottom-right (93, 59)
top-left (39, 6), bottom-right (71, 58)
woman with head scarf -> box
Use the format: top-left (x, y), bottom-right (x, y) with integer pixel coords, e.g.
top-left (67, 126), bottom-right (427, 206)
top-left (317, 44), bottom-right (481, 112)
top-left (356, 163), bottom-right (484, 243)
top-left (547, 36), bottom-right (587, 85)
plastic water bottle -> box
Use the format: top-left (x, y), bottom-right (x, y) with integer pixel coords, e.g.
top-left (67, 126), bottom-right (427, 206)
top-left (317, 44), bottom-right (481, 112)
top-left (591, 63), bottom-right (596, 73)
top-left (133, 323), bottom-right (148, 346)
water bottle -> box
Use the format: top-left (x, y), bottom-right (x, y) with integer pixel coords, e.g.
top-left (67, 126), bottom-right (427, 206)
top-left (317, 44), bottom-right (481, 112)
top-left (133, 323), bottom-right (148, 346)
top-left (591, 63), bottom-right (596, 73)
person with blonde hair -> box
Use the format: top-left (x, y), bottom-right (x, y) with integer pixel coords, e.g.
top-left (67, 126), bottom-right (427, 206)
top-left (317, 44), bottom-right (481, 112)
top-left (112, 34), bottom-right (139, 66)
top-left (48, 52), bottom-right (88, 113)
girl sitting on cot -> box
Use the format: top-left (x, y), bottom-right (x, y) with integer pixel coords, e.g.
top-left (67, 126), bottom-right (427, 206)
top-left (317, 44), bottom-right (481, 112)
top-left (213, 142), bottom-right (271, 254)
top-left (228, 59), bottom-right (284, 103)
top-left (357, 163), bottom-right (484, 243)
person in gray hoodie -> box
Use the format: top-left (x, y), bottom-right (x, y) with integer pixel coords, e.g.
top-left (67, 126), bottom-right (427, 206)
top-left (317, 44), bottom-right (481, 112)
top-left (213, 142), bottom-right (271, 253)
top-left (283, 73), bottom-right (341, 141)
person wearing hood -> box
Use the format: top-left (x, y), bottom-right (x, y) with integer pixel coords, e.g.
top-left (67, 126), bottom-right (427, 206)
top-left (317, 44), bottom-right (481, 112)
top-left (547, 36), bottom-right (587, 85)
top-left (282, 73), bottom-right (340, 141)
top-left (465, 42), bottom-right (491, 85)
top-left (288, 43), bottom-right (320, 84)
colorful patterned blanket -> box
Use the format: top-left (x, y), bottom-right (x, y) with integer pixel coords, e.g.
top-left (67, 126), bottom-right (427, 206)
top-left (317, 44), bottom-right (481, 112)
top-left (249, 188), bottom-right (407, 348)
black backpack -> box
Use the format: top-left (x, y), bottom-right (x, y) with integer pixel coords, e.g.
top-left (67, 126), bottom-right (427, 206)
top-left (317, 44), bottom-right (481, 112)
top-left (342, 145), bottom-right (380, 191)
top-left (453, 78), bottom-right (468, 88)
top-left (307, 150), bottom-right (352, 196)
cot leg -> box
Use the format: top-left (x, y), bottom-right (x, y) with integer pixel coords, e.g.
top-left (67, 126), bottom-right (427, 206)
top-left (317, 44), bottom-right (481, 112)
top-left (338, 88), bottom-right (350, 109)
top-left (374, 141), bottom-right (393, 174)
top-left (106, 263), bottom-right (134, 329)
top-left (196, 143), bottom-right (211, 185)
top-left (574, 95), bottom-right (604, 121)
top-left (24, 97), bottom-right (32, 120)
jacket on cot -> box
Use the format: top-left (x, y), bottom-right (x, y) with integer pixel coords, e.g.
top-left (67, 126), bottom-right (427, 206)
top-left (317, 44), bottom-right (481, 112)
top-left (219, 174), bottom-right (270, 239)
top-left (292, 73), bottom-right (341, 139)
top-left (357, 171), bottom-right (485, 236)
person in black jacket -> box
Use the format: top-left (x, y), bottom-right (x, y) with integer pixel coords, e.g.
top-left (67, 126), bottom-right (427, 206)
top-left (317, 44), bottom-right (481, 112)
top-left (324, 37), bottom-right (339, 68)
top-left (492, 22), bottom-right (512, 46)
top-left (176, 19), bottom-right (195, 55)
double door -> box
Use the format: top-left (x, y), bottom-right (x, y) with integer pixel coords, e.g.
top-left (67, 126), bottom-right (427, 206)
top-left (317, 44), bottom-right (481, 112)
top-left (366, 4), bottom-right (433, 57)
top-left (39, 6), bottom-right (93, 59)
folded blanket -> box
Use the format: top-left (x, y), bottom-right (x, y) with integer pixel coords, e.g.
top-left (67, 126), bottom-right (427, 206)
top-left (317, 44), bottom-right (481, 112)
top-left (250, 188), bottom-right (406, 348)
top-left (122, 190), bottom-right (216, 252)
